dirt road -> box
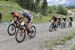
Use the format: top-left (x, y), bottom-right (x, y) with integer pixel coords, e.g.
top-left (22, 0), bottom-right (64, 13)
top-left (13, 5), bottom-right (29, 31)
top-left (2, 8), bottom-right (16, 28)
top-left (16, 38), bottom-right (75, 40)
top-left (0, 22), bottom-right (75, 50)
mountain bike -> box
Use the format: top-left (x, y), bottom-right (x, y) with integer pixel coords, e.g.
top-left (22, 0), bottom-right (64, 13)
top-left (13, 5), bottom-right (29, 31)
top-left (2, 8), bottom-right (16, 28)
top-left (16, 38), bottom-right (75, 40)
top-left (49, 22), bottom-right (58, 32)
top-left (68, 20), bottom-right (72, 27)
top-left (7, 20), bottom-right (20, 36)
top-left (15, 22), bottom-right (36, 43)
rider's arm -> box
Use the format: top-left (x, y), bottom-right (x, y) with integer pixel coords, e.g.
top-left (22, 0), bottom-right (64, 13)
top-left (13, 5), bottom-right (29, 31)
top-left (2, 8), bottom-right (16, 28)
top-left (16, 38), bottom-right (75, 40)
top-left (10, 17), bottom-right (15, 21)
top-left (11, 17), bottom-right (17, 22)
top-left (22, 16), bottom-right (27, 23)
top-left (30, 16), bottom-right (33, 22)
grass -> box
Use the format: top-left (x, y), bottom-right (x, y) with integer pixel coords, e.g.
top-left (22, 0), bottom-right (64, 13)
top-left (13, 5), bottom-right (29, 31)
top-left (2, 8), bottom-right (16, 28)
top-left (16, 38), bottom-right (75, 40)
top-left (0, 1), bottom-right (52, 23)
top-left (70, 45), bottom-right (75, 50)
top-left (58, 32), bottom-right (75, 44)
top-left (40, 32), bottom-right (75, 50)
top-left (33, 16), bottom-right (51, 24)
top-left (0, 1), bottom-right (22, 22)
top-left (0, 1), bottom-right (74, 23)
top-left (73, 16), bottom-right (75, 21)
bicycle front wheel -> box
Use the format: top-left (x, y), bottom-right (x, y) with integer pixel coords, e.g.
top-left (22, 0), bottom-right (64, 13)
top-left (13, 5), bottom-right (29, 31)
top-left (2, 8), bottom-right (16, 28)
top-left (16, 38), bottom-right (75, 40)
top-left (7, 24), bottom-right (16, 36)
top-left (15, 28), bottom-right (26, 43)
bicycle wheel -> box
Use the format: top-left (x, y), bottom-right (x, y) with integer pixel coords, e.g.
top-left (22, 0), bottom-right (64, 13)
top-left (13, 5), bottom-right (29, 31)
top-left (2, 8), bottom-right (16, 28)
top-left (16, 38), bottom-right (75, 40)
top-left (64, 22), bottom-right (66, 28)
top-left (68, 22), bottom-right (72, 27)
top-left (49, 24), bottom-right (53, 32)
top-left (15, 28), bottom-right (26, 43)
top-left (7, 24), bottom-right (16, 36)
top-left (29, 26), bottom-right (36, 38)
top-left (54, 24), bottom-right (58, 31)
top-left (70, 22), bottom-right (72, 27)
top-left (61, 22), bottom-right (65, 29)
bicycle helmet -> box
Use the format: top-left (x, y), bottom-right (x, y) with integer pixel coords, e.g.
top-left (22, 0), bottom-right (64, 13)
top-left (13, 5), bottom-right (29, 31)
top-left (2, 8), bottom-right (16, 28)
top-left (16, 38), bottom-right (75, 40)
top-left (11, 11), bottom-right (20, 17)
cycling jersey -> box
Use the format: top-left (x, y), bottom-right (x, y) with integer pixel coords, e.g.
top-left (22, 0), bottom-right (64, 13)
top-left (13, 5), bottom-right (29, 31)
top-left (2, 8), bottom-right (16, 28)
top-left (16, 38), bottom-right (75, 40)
top-left (58, 18), bottom-right (61, 24)
top-left (52, 17), bottom-right (57, 22)
top-left (16, 17), bottom-right (22, 23)
top-left (63, 18), bottom-right (66, 21)
top-left (69, 17), bottom-right (73, 21)
top-left (58, 18), bottom-right (61, 21)
top-left (22, 11), bottom-right (33, 23)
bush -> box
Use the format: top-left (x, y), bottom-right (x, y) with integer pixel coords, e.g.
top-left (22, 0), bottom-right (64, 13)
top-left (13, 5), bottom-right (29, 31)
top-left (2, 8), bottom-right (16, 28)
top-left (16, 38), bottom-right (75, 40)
top-left (48, 5), bottom-right (68, 15)
top-left (57, 5), bottom-right (68, 15)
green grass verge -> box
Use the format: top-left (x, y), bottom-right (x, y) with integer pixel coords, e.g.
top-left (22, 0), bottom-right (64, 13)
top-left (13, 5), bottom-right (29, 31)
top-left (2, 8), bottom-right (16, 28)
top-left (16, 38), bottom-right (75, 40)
top-left (0, 1), bottom-right (74, 23)
top-left (73, 16), bottom-right (75, 21)
top-left (0, 1), bottom-right (22, 22)
top-left (0, 1), bottom-right (52, 23)
top-left (70, 45), bottom-right (75, 50)
top-left (40, 32), bottom-right (75, 50)
top-left (33, 16), bottom-right (51, 24)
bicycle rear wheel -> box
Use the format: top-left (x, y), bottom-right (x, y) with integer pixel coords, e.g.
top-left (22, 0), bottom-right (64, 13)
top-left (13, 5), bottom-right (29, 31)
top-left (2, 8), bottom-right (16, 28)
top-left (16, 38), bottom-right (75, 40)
top-left (29, 26), bottom-right (36, 38)
top-left (68, 22), bottom-right (72, 27)
top-left (49, 24), bottom-right (53, 32)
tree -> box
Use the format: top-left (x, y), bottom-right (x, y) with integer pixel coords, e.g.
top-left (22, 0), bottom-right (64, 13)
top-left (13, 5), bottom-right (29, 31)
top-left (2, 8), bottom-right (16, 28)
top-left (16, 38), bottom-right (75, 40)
top-left (41, 0), bottom-right (48, 16)
top-left (16, 0), bottom-right (36, 11)
top-left (48, 6), bottom-right (54, 13)
top-left (34, 0), bottom-right (40, 13)
top-left (57, 5), bottom-right (67, 15)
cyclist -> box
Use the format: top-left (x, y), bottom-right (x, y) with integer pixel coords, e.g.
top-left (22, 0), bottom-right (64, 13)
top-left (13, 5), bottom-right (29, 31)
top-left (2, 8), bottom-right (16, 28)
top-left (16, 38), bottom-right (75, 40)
top-left (62, 16), bottom-right (67, 27)
top-left (62, 16), bottom-right (66, 22)
top-left (51, 16), bottom-right (58, 27)
top-left (22, 10), bottom-right (33, 36)
top-left (11, 11), bottom-right (25, 36)
top-left (51, 16), bottom-right (58, 22)
top-left (58, 16), bottom-right (61, 21)
top-left (69, 16), bottom-right (73, 22)
top-left (11, 11), bottom-right (22, 24)
top-left (57, 16), bottom-right (61, 25)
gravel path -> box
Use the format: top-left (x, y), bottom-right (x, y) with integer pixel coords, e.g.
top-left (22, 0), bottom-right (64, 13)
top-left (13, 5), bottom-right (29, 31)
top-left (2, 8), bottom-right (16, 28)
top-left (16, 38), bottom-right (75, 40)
top-left (0, 22), bottom-right (75, 50)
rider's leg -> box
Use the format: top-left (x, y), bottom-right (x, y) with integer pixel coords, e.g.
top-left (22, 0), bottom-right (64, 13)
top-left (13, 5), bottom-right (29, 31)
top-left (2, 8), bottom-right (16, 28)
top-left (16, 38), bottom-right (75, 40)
top-left (20, 26), bottom-right (25, 33)
top-left (19, 26), bottom-right (24, 36)
top-left (27, 22), bottom-right (32, 35)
